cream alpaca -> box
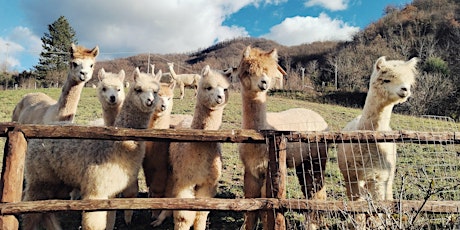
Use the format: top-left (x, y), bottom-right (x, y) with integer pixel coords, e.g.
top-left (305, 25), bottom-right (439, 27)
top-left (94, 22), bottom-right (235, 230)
top-left (236, 46), bottom-right (329, 230)
top-left (167, 62), bottom-right (201, 100)
top-left (165, 65), bottom-right (229, 230)
top-left (337, 56), bottom-right (418, 228)
top-left (96, 68), bottom-right (126, 126)
top-left (22, 67), bottom-right (160, 230)
top-left (12, 43), bottom-right (99, 124)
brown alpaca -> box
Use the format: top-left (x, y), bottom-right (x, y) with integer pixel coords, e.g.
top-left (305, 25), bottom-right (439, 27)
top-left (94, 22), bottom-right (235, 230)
top-left (12, 43), bottom-right (99, 124)
top-left (22, 67), bottom-right (160, 230)
top-left (166, 65), bottom-right (229, 230)
top-left (236, 46), bottom-right (329, 230)
top-left (142, 70), bottom-right (176, 221)
top-left (167, 62), bottom-right (201, 100)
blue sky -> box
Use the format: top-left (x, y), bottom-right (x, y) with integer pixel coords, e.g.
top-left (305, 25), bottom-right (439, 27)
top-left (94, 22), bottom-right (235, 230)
top-left (0, 0), bottom-right (412, 72)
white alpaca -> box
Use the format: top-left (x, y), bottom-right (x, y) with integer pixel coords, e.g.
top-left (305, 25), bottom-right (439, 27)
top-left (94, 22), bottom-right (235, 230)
top-left (12, 43), bottom-right (99, 124)
top-left (22, 67), bottom-right (160, 230)
top-left (93, 68), bottom-right (126, 126)
top-left (237, 46), bottom-right (329, 230)
top-left (337, 56), bottom-right (418, 227)
top-left (164, 65), bottom-right (229, 230)
top-left (167, 62), bottom-right (201, 100)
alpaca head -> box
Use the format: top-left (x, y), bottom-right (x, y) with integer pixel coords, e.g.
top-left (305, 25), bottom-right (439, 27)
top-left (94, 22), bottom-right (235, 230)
top-left (236, 46), bottom-right (285, 94)
top-left (97, 68), bottom-right (126, 108)
top-left (155, 70), bottom-right (176, 114)
top-left (370, 56), bottom-right (419, 105)
top-left (127, 67), bottom-right (160, 113)
top-left (69, 43), bottom-right (99, 82)
top-left (198, 65), bottom-right (230, 110)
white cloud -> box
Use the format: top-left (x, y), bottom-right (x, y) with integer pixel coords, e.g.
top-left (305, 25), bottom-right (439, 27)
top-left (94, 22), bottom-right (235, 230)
top-left (304, 0), bottom-right (348, 11)
top-left (20, 0), bottom-right (256, 61)
top-left (0, 27), bottom-right (41, 70)
top-left (261, 13), bottom-right (359, 46)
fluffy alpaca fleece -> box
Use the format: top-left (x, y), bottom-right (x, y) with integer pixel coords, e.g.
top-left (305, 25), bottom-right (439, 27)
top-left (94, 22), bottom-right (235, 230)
top-left (165, 65), bottom-right (229, 230)
top-left (167, 62), bottom-right (201, 100)
top-left (337, 56), bottom-right (418, 228)
top-left (22, 67), bottom-right (160, 230)
top-left (236, 46), bottom-right (329, 230)
top-left (12, 43), bottom-right (99, 124)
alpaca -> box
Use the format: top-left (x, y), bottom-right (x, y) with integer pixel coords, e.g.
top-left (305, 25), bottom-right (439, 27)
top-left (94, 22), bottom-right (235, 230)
top-left (167, 62), bottom-right (201, 100)
top-left (337, 56), bottom-right (418, 228)
top-left (140, 70), bottom-right (176, 221)
top-left (12, 43), bottom-right (99, 124)
top-left (236, 46), bottom-right (329, 230)
top-left (96, 68), bottom-right (126, 126)
top-left (164, 65), bottom-right (229, 230)
top-left (22, 67), bottom-right (160, 230)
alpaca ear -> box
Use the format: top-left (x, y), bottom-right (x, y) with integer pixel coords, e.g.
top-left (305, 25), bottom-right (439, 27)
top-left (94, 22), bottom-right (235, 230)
top-left (133, 67), bottom-right (141, 81)
top-left (407, 57), bottom-right (419, 68)
top-left (268, 48), bottom-right (278, 61)
top-left (202, 65), bottom-right (211, 77)
top-left (91, 46), bottom-right (99, 57)
top-left (97, 68), bottom-right (105, 81)
top-left (243, 46), bottom-right (251, 58)
top-left (375, 56), bottom-right (387, 71)
top-left (150, 64), bottom-right (155, 74)
top-left (118, 69), bottom-right (125, 82)
top-left (154, 70), bottom-right (162, 81)
top-left (277, 64), bottom-right (287, 76)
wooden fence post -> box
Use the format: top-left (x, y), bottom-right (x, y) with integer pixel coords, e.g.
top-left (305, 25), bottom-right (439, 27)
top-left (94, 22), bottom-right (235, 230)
top-left (265, 134), bottom-right (287, 230)
top-left (0, 131), bottom-right (27, 230)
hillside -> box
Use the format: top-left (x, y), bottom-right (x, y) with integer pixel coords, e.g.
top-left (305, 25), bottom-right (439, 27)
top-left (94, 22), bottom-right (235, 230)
top-left (7, 0), bottom-right (460, 119)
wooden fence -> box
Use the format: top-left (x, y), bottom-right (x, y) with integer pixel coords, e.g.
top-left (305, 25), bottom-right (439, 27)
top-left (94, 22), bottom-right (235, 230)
top-left (0, 122), bottom-right (460, 229)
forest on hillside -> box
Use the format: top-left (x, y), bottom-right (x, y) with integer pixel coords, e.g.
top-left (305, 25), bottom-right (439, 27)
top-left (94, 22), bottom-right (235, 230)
top-left (4, 0), bottom-right (460, 119)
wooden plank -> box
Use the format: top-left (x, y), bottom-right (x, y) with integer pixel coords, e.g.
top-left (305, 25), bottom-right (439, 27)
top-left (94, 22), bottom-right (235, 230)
top-left (0, 131), bottom-right (27, 230)
top-left (0, 123), bottom-right (265, 143)
top-left (1, 198), bottom-right (459, 215)
top-left (0, 122), bottom-right (458, 144)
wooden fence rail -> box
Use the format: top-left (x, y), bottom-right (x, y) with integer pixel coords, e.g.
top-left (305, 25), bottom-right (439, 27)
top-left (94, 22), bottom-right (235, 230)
top-left (0, 122), bottom-right (460, 229)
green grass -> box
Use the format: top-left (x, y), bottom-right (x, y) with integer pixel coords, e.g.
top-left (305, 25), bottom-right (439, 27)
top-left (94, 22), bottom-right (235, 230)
top-left (1, 87), bottom-right (459, 229)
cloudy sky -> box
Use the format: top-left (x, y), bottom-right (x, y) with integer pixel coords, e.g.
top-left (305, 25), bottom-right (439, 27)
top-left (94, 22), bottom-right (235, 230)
top-left (0, 0), bottom-right (412, 72)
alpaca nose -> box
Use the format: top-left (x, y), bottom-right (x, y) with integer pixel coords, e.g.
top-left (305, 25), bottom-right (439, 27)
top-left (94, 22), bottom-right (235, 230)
top-left (401, 87), bottom-right (407, 92)
top-left (216, 95), bottom-right (223, 104)
top-left (109, 95), bottom-right (116, 103)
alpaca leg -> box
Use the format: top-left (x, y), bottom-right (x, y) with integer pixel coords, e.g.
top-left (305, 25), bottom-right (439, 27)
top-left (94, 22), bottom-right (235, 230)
top-left (242, 170), bottom-right (264, 230)
top-left (193, 185), bottom-right (217, 230)
top-left (295, 156), bottom-right (327, 230)
top-left (22, 183), bottom-right (62, 230)
top-left (179, 83), bottom-right (185, 100)
top-left (173, 187), bottom-right (196, 230)
top-left (151, 210), bottom-right (172, 227)
top-left (122, 180), bottom-right (139, 225)
top-left (82, 194), bottom-right (112, 230)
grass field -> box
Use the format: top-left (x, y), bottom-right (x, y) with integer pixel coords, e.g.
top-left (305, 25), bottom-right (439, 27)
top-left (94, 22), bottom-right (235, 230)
top-left (1, 87), bottom-right (459, 229)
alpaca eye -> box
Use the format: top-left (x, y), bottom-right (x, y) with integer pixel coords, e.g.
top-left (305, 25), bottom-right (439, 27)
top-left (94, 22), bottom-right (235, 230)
top-left (90, 64), bottom-right (94, 68)
top-left (102, 87), bottom-right (107, 92)
top-left (383, 79), bottom-right (391, 83)
top-left (135, 88), bottom-right (142, 93)
top-left (117, 88), bottom-right (121, 92)
top-left (224, 88), bottom-right (228, 92)
top-left (206, 86), bottom-right (212, 91)
top-left (71, 62), bottom-right (78, 68)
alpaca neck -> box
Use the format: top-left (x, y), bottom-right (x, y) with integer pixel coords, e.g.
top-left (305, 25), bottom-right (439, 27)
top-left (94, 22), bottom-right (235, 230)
top-left (191, 103), bottom-right (224, 130)
top-left (55, 75), bottom-right (85, 121)
top-left (114, 102), bottom-right (152, 129)
top-left (168, 66), bottom-right (177, 79)
top-left (241, 90), bottom-right (268, 129)
top-left (358, 90), bottom-right (394, 131)
top-left (149, 110), bottom-right (172, 129)
top-left (102, 104), bottom-right (122, 126)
